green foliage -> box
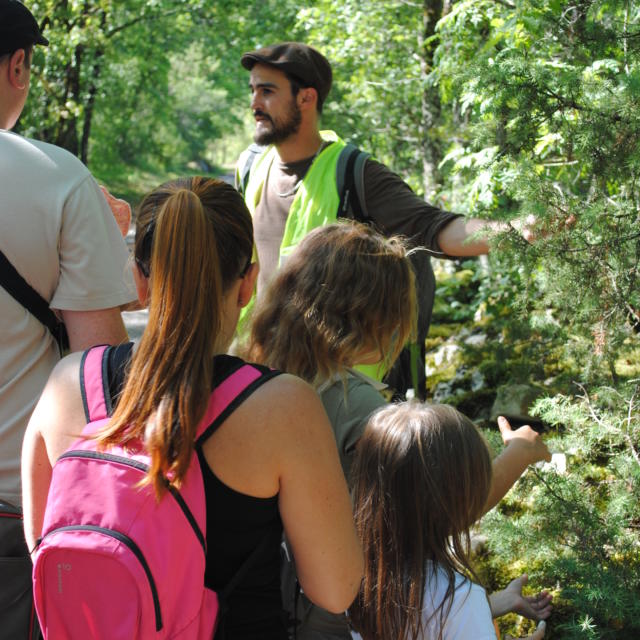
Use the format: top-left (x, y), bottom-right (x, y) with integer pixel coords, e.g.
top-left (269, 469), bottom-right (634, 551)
top-left (428, 256), bottom-right (640, 638)
top-left (435, 0), bottom-right (640, 362)
top-left (481, 383), bottom-right (640, 638)
top-left (19, 0), bottom-right (303, 182)
top-left (425, 2), bottom-right (640, 635)
top-left (22, 1), bottom-right (187, 155)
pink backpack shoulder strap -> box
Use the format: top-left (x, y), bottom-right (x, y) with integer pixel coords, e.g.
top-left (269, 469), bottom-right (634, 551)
top-left (196, 358), bottom-right (281, 445)
top-left (79, 350), bottom-right (278, 443)
top-left (80, 345), bottom-right (110, 424)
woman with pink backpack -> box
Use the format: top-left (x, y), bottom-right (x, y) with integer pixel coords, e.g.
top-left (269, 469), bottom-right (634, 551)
top-left (21, 177), bottom-right (363, 639)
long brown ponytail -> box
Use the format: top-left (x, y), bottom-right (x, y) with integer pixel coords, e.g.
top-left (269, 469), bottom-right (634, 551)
top-left (97, 177), bottom-right (253, 498)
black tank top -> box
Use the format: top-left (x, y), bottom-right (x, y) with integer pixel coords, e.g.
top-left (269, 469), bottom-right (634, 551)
top-left (197, 450), bottom-right (285, 638)
top-left (104, 346), bottom-right (287, 639)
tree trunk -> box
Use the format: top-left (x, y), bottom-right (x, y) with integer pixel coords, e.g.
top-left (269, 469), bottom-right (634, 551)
top-left (419, 0), bottom-right (445, 199)
top-left (80, 54), bottom-right (103, 165)
top-left (54, 44), bottom-right (83, 155)
top-left (80, 9), bottom-right (107, 165)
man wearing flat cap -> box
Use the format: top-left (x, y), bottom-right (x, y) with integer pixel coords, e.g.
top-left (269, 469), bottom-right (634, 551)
top-left (0, 3), bottom-right (135, 636)
top-left (236, 42), bottom-right (547, 640)
top-left (236, 42), bottom-right (503, 396)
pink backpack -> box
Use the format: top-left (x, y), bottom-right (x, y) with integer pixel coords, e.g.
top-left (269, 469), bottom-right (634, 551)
top-left (33, 344), bottom-right (279, 639)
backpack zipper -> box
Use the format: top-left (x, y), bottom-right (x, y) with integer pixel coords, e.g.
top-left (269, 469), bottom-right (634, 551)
top-left (58, 449), bottom-right (206, 553)
top-left (0, 511), bottom-right (22, 519)
top-left (40, 524), bottom-right (163, 631)
top-left (58, 449), bottom-right (148, 472)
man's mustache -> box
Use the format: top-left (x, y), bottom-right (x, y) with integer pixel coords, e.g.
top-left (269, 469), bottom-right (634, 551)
top-left (253, 110), bottom-right (273, 123)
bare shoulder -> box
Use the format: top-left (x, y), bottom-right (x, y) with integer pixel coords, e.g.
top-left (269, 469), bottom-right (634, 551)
top-left (29, 351), bottom-right (86, 457)
top-left (253, 372), bottom-right (318, 403)
top-left (50, 351), bottom-right (84, 389)
top-left (246, 373), bottom-right (325, 423)
top-left (203, 372), bottom-right (332, 495)
top-left (233, 372), bottom-right (332, 449)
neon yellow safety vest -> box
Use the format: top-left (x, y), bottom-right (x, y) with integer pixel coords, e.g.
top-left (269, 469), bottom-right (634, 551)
top-left (240, 130), bottom-right (386, 381)
top-left (244, 130), bottom-right (346, 261)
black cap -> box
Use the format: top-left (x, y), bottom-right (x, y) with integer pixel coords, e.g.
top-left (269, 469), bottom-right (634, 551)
top-left (0, 1), bottom-right (49, 57)
top-left (241, 42), bottom-right (332, 108)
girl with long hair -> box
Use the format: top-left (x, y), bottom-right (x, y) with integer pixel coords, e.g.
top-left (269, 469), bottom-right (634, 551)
top-left (249, 222), bottom-right (552, 640)
top-left (22, 178), bottom-right (362, 639)
top-left (350, 402), bottom-right (551, 640)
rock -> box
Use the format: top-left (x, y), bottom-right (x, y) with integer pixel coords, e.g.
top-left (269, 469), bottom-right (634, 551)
top-left (469, 533), bottom-right (488, 555)
top-left (471, 369), bottom-right (485, 392)
top-left (490, 383), bottom-right (545, 422)
top-left (432, 343), bottom-right (460, 368)
top-left (464, 332), bottom-right (488, 348)
top-left (540, 453), bottom-right (567, 474)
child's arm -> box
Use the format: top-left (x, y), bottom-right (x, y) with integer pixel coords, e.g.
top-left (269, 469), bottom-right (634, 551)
top-left (485, 417), bottom-right (551, 512)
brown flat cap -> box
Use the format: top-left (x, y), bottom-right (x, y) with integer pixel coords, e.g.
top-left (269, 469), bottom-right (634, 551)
top-left (241, 42), bottom-right (332, 107)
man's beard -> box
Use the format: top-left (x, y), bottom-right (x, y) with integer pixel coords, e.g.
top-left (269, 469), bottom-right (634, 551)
top-left (253, 100), bottom-right (302, 145)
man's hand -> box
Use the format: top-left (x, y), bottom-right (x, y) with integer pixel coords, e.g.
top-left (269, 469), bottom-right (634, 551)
top-left (498, 416), bottom-right (552, 466)
top-left (100, 186), bottom-right (131, 238)
top-left (510, 213), bottom-right (576, 244)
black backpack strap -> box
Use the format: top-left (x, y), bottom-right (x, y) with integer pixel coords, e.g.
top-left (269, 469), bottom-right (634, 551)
top-left (336, 143), bottom-right (370, 222)
top-left (104, 343), bottom-right (135, 416)
top-left (237, 143), bottom-right (267, 195)
top-left (0, 249), bottom-right (69, 355)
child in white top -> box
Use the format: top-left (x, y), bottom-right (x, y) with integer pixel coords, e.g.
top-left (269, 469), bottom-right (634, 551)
top-left (349, 402), bottom-right (551, 640)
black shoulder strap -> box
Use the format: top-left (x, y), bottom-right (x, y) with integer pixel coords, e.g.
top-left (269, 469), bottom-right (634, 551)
top-left (336, 143), bottom-right (370, 222)
top-left (105, 343), bottom-right (135, 416)
top-left (238, 143), bottom-right (267, 195)
top-left (0, 249), bottom-right (69, 355)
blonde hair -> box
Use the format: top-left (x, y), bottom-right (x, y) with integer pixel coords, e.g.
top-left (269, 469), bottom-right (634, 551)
top-left (248, 222), bottom-right (416, 386)
top-left (349, 402), bottom-right (493, 640)
top-left (97, 177), bottom-right (253, 498)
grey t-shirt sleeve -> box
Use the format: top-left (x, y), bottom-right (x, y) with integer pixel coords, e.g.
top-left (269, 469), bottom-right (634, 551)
top-left (321, 378), bottom-right (387, 482)
top-left (52, 174), bottom-right (135, 311)
top-left (362, 158), bottom-right (462, 254)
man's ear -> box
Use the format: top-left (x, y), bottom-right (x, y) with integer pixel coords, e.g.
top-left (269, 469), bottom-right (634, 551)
top-left (8, 49), bottom-right (29, 90)
top-left (238, 262), bottom-right (259, 307)
top-left (298, 87), bottom-right (318, 112)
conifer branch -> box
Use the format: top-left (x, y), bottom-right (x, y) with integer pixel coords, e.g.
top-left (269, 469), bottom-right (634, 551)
top-left (574, 383), bottom-right (607, 430)
top-left (625, 389), bottom-right (640, 468)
